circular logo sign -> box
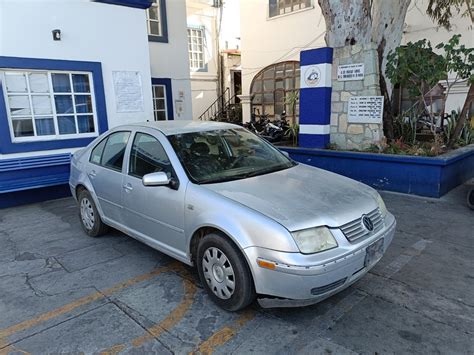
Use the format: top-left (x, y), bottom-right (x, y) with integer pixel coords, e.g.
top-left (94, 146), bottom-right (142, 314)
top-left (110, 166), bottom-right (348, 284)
top-left (304, 66), bottom-right (321, 87)
top-left (362, 216), bottom-right (374, 231)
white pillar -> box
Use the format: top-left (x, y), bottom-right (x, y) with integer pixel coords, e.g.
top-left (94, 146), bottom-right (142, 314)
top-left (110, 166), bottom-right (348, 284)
top-left (238, 95), bottom-right (252, 123)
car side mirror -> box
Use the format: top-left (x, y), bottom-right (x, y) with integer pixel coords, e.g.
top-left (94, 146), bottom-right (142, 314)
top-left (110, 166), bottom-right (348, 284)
top-left (280, 150), bottom-right (290, 158)
top-left (142, 172), bottom-right (171, 187)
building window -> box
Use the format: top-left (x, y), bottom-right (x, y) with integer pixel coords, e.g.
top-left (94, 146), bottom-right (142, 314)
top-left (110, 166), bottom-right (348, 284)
top-left (152, 84), bottom-right (168, 121)
top-left (250, 61), bottom-right (300, 121)
top-left (147, 0), bottom-right (162, 36)
top-left (2, 70), bottom-right (97, 142)
top-left (147, 0), bottom-right (168, 43)
top-left (269, 0), bottom-right (312, 17)
top-left (187, 28), bottom-right (205, 70)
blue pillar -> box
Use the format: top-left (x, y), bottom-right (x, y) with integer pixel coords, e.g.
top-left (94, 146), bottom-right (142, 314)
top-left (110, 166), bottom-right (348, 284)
top-left (299, 47), bottom-right (333, 148)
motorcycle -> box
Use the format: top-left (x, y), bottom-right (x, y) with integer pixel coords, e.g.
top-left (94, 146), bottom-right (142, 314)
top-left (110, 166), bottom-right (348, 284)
top-left (261, 112), bottom-right (290, 143)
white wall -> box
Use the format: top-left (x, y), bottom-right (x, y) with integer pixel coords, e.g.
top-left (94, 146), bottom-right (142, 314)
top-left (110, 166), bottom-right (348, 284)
top-left (0, 0), bottom-right (154, 130)
top-left (239, 0), bottom-right (473, 119)
top-left (239, 0), bottom-right (326, 120)
top-left (220, 0), bottom-right (241, 51)
top-left (403, 1), bottom-right (473, 48)
top-left (186, 1), bottom-right (219, 119)
top-left (149, 0), bottom-right (193, 120)
top-left (185, 0), bottom-right (242, 119)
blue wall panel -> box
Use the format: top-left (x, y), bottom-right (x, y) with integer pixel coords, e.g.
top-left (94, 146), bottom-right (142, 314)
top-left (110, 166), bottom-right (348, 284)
top-left (299, 134), bottom-right (330, 149)
top-left (283, 146), bottom-right (474, 198)
top-left (298, 47), bottom-right (333, 148)
top-left (299, 87), bottom-right (332, 125)
top-left (0, 154), bottom-right (72, 208)
top-left (300, 47), bottom-right (333, 66)
top-left (151, 77), bottom-right (174, 120)
top-left (0, 56), bottom-right (108, 154)
top-left (0, 185), bottom-right (71, 209)
top-left (94, 0), bottom-right (153, 9)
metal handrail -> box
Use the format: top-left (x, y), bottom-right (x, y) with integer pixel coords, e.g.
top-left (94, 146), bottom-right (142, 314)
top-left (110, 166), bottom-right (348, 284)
top-left (198, 88), bottom-right (234, 121)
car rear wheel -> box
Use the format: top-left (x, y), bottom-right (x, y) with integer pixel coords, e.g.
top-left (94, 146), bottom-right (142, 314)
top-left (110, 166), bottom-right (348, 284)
top-left (78, 189), bottom-right (109, 237)
top-left (197, 232), bottom-right (255, 311)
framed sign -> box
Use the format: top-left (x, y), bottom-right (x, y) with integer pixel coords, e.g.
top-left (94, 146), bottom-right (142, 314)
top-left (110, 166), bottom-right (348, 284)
top-left (337, 63), bottom-right (364, 81)
top-left (348, 96), bottom-right (384, 123)
top-left (113, 71), bottom-right (144, 113)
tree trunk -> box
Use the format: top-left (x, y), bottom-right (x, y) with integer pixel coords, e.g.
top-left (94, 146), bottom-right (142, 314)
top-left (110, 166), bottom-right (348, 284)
top-left (318, 0), bottom-right (372, 47)
top-left (318, 0), bottom-right (412, 140)
top-left (448, 83), bottom-right (474, 147)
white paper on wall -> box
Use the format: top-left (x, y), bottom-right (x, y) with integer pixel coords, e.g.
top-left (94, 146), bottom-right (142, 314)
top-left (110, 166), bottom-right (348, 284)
top-left (113, 71), bottom-right (144, 113)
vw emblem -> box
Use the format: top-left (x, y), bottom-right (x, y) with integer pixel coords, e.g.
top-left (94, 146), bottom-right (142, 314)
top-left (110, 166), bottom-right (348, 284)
top-left (362, 216), bottom-right (374, 231)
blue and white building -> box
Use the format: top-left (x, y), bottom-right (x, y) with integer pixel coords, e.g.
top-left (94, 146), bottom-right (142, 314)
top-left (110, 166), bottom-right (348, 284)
top-left (0, 0), bottom-right (192, 207)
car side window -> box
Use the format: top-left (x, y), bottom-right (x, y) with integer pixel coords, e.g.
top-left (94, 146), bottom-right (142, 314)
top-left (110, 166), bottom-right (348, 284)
top-left (90, 131), bottom-right (130, 172)
top-left (90, 138), bottom-right (107, 165)
top-left (129, 132), bottom-right (173, 179)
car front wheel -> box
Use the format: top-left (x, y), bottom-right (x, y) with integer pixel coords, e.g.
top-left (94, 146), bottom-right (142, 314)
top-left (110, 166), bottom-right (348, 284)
top-left (468, 188), bottom-right (474, 210)
top-left (78, 189), bottom-right (109, 237)
top-left (197, 232), bottom-right (255, 311)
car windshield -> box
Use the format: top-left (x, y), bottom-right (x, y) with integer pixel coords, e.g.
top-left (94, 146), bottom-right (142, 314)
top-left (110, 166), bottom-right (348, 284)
top-left (168, 128), bottom-right (296, 184)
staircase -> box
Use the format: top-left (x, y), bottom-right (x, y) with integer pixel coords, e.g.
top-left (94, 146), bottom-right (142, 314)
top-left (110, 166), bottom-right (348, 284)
top-left (198, 88), bottom-right (242, 123)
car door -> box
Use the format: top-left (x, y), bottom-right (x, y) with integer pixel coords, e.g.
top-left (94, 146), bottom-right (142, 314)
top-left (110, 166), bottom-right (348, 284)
top-left (87, 131), bottom-right (131, 224)
top-left (122, 130), bottom-right (187, 258)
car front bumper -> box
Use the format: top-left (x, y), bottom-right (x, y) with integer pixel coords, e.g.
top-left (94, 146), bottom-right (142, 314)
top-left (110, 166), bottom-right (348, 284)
top-left (244, 213), bottom-right (396, 308)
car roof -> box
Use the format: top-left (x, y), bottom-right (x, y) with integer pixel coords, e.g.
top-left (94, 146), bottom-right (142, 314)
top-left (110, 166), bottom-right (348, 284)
top-left (121, 120), bottom-right (241, 136)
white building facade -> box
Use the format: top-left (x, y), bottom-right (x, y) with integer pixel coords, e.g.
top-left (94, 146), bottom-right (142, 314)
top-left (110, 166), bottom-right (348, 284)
top-left (239, 0), bottom-right (473, 123)
top-left (186, 0), bottom-right (241, 120)
top-left (0, 0), bottom-right (192, 207)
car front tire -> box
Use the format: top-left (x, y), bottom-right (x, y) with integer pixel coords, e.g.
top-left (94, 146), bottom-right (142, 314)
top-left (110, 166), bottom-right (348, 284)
top-left (78, 189), bottom-right (109, 237)
top-left (468, 187), bottom-right (474, 210)
top-left (197, 232), bottom-right (255, 311)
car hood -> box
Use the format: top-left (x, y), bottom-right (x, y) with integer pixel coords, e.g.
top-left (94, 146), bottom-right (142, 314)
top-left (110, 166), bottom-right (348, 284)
top-left (203, 164), bottom-right (379, 231)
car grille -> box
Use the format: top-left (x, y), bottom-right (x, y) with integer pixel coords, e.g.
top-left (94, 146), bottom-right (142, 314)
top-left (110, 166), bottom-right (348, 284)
top-left (340, 208), bottom-right (384, 243)
top-left (311, 277), bottom-right (347, 295)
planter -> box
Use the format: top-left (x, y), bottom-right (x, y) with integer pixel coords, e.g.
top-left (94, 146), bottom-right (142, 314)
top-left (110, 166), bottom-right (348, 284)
top-left (282, 144), bottom-right (474, 198)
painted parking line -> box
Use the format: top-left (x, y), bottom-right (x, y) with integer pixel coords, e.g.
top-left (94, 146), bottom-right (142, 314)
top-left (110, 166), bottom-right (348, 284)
top-left (191, 309), bottom-right (256, 355)
top-left (132, 278), bottom-right (197, 347)
top-left (99, 344), bottom-right (126, 355)
top-left (0, 262), bottom-right (180, 350)
top-left (100, 287), bottom-right (257, 355)
top-left (98, 267), bottom-right (198, 353)
top-left (0, 344), bottom-right (30, 355)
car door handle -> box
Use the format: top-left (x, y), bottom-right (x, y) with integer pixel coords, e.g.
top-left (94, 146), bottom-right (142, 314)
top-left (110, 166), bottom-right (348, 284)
top-left (87, 170), bottom-right (97, 178)
top-left (123, 183), bottom-right (133, 192)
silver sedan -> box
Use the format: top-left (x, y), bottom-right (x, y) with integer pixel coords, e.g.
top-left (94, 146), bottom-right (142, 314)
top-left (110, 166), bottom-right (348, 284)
top-left (69, 121), bottom-right (396, 311)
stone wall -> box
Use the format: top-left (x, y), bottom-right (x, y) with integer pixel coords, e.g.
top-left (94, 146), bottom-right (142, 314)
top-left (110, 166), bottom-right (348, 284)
top-left (330, 44), bottom-right (384, 150)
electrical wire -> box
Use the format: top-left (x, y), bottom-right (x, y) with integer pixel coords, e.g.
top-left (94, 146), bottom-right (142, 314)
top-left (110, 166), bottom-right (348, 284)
top-left (241, 31), bottom-right (326, 77)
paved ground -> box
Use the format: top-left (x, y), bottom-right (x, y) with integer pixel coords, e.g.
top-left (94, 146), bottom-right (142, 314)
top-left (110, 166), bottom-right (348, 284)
top-left (0, 184), bottom-right (473, 354)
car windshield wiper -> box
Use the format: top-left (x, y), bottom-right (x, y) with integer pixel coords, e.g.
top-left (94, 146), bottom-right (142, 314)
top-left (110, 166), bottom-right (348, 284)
top-left (198, 164), bottom-right (292, 184)
top-left (240, 164), bottom-right (290, 178)
top-left (198, 175), bottom-right (242, 184)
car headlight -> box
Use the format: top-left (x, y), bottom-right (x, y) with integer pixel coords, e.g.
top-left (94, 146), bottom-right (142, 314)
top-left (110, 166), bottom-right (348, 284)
top-left (375, 193), bottom-right (388, 218)
top-left (292, 227), bottom-right (338, 254)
